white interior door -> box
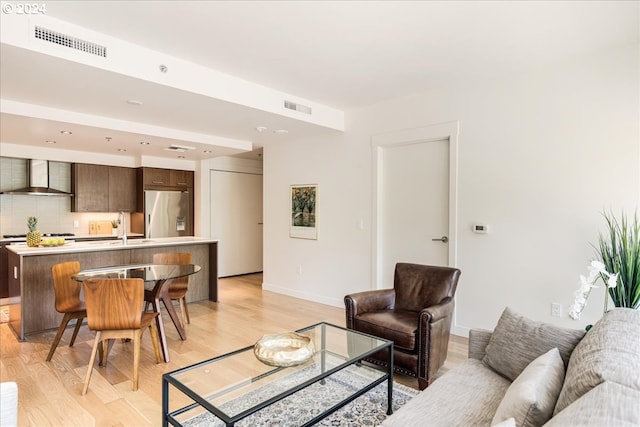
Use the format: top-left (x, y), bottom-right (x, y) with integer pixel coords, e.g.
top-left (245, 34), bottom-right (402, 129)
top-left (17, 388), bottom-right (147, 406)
top-left (379, 139), bottom-right (449, 285)
top-left (210, 170), bottom-right (263, 277)
top-left (373, 121), bottom-right (459, 289)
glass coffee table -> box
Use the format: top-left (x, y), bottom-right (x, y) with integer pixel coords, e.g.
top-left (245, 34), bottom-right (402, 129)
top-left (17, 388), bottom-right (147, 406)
top-left (162, 322), bottom-right (393, 426)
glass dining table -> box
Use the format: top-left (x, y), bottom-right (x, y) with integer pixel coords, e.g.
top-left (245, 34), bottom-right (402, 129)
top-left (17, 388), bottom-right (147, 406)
top-left (73, 263), bottom-right (201, 362)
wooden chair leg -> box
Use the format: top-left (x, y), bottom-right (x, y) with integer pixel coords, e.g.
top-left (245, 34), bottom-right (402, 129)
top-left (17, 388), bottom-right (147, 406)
top-left (132, 330), bottom-right (141, 391)
top-left (149, 322), bottom-right (162, 363)
top-left (69, 317), bottom-right (84, 347)
top-left (99, 339), bottom-right (114, 367)
top-left (82, 332), bottom-right (102, 395)
top-left (179, 297), bottom-right (190, 325)
top-left (46, 313), bottom-right (72, 361)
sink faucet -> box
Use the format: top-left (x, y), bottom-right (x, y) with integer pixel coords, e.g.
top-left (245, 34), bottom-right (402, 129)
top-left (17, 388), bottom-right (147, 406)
top-left (118, 211), bottom-right (127, 245)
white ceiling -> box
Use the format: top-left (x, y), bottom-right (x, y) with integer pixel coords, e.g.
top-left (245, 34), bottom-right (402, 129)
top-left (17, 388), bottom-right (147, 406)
top-left (0, 1), bottom-right (637, 161)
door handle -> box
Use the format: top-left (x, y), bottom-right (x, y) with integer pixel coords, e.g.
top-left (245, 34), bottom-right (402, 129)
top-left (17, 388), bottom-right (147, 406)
top-left (432, 236), bottom-right (449, 243)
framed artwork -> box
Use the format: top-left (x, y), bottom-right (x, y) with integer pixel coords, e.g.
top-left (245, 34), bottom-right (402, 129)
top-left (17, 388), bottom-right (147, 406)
top-left (290, 184), bottom-right (318, 239)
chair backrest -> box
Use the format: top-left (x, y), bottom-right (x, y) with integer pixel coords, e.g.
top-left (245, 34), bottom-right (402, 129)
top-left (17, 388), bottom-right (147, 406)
top-left (51, 261), bottom-right (82, 313)
top-left (393, 263), bottom-right (461, 312)
top-left (83, 278), bottom-right (144, 331)
top-left (153, 252), bottom-right (192, 289)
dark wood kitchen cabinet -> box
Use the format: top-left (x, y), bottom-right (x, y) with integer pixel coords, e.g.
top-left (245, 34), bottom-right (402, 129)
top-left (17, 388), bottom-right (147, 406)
top-left (141, 167), bottom-right (171, 187)
top-left (140, 167), bottom-right (194, 188)
top-left (170, 169), bottom-right (194, 187)
top-left (109, 166), bottom-right (137, 212)
top-left (72, 164), bottom-right (137, 212)
top-left (71, 163), bottom-right (109, 212)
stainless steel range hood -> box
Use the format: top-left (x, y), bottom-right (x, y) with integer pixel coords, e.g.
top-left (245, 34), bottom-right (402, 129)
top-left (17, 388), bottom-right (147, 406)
top-left (1, 159), bottom-right (72, 196)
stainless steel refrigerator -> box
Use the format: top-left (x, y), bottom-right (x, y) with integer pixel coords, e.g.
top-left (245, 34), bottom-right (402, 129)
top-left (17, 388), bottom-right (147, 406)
top-left (144, 190), bottom-right (192, 238)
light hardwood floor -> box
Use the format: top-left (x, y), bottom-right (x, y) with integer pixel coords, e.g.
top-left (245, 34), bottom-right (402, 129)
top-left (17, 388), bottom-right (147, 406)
top-left (0, 274), bottom-right (468, 426)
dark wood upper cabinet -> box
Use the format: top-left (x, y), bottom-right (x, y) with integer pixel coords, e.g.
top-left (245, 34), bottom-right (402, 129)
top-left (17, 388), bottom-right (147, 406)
top-left (71, 164), bottom-right (109, 212)
top-left (72, 164), bottom-right (137, 212)
top-left (108, 167), bottom-right (137, 212)
top-left (142, 167), bottom-right (171, 187)
top-left (170, 169), bottom-right (194, 187)
top-left (140, 167), bottom-right (194, 188)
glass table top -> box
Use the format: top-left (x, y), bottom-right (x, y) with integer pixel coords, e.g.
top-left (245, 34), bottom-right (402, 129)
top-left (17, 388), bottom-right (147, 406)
top-left (164, 322), bottom-right (391, 422)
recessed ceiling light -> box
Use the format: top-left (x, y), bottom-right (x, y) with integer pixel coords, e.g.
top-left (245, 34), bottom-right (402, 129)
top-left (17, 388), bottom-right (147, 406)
top-left (117, 148), bottom-right (127, 152)
top-left (60, 130), bottom-right (72, 135)
top-left (140, 141), bottom-right (150, 145)
top-left (274, 129), bottom-right (289, 134)
top-left (255, 126), bottom-right (268, 133)
top-left (45, 140), bottom-right (56, 144)
top-left (126, 99), bottom-right (143, 106)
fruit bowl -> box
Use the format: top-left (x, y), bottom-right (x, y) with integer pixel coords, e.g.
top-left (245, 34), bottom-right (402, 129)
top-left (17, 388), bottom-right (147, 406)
top-left (40, 238), bottom-right (66, 247)
top-left (254, 331), bottom-right (315, 367)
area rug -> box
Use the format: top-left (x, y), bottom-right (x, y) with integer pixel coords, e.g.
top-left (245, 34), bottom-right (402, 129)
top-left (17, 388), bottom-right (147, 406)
top-left (182, 363), bottom-right (418, 426)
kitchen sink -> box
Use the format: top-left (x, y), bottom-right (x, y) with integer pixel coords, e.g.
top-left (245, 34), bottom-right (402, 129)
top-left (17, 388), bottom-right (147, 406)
top-left (126, 239), bottom-right (155, 245)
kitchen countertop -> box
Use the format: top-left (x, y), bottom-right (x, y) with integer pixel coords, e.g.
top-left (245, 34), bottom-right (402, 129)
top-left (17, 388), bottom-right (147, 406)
top-left (0, 233), bottom-right (145, 244)
top-left (6, 236), bottom-right (218, 256)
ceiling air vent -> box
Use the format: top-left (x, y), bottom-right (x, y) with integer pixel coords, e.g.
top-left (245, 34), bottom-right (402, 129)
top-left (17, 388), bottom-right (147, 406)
top-left (34, 26), bottom-right (107, 58)
top-left (284, 100), bottom-right (312, 115)
top-left (164, 144), bottom-right (196, 153)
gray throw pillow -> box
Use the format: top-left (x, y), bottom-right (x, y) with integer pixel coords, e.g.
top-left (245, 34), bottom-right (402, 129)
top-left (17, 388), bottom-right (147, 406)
top-left (492, 348), bottom-right (565, 427)
top-left (482, 307), bottom-right (584, 381)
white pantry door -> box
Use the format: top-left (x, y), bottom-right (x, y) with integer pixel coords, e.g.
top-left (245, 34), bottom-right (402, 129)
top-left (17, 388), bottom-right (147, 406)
top-left (210, 170), bottom-right (263, 277)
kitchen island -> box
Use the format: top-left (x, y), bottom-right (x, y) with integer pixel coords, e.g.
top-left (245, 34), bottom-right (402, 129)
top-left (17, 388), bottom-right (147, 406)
top-left (5, 237), bottom-right (218, 340)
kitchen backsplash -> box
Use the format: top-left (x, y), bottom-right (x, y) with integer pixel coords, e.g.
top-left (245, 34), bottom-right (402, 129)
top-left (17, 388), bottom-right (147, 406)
top-left (0, 194), bottom-right (128, 236)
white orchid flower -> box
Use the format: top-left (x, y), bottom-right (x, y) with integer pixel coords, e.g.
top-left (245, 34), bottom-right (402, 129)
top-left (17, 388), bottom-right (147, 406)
top-left (570, 262), bottom-right (618, 320)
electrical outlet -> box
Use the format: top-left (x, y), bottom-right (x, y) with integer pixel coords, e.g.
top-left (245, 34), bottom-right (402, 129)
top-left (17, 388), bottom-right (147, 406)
top-left (551, 303), bottom-right (562, 317)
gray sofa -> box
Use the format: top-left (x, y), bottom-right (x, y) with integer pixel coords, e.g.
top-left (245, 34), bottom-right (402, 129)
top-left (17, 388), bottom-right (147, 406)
top-left (382, 307), bottom-right (640, 427)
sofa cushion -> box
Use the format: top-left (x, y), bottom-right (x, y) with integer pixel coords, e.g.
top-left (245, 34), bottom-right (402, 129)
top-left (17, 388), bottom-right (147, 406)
top-left (482, 307), bottom-right (584, 381)
top-left (545, 381), bottom-right (640, 426)
top-left (492, 418), bottom-right (516, 427)
top-left (0, 382), bottom-right (18, 427)
top-left (355, 310), bottom-right (417, 351)
top-left (553, 308), bottom-right (640, 415)
top-left (492, 348), bottom-right (565, 427)
top-left (381, 359), bottom-right (511, 427)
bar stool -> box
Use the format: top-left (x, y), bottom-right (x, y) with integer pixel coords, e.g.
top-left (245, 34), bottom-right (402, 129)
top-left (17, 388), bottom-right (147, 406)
top-left (81, 277), bottom-right (162, 395)
top-left (46, 261), bottom-right (86, 362)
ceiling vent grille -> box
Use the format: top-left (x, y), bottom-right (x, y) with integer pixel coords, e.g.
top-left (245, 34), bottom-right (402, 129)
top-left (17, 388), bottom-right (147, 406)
top-left (34, 26), bottom-right (107, 58)
top-left (284, 100), bottom-right (312, 115)
top-left (164, 144), bottom-right (196, 153)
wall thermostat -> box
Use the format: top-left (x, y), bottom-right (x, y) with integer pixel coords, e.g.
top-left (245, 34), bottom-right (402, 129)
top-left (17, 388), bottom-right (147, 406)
top-left (472, 223), bottom-right (489, 234)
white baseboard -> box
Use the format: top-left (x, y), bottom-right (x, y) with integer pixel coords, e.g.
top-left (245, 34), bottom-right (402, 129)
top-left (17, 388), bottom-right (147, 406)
top-left (261, 282), bottom-right (472, 338)
top-left (451, 325), bottom-right (470, 338)
top-left (262, 282), bottom-right (344, 308)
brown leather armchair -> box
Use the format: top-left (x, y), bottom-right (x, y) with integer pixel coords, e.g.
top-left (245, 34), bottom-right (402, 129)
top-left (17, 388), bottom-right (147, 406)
top-left (344, 263), bottom-right (461, 390)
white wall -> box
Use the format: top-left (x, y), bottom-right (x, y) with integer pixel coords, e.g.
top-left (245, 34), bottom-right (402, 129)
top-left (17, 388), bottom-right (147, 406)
top-left (263, 43), bottom-right (640, 334)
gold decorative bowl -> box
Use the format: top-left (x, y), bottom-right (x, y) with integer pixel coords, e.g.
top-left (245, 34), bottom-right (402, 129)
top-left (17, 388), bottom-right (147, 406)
top-left (254, 331), bottom-right (315, 367)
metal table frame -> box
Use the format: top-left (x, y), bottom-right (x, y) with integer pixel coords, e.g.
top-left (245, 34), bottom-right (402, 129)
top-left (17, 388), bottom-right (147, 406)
top-left (162, 322), bottom-right (393, 427)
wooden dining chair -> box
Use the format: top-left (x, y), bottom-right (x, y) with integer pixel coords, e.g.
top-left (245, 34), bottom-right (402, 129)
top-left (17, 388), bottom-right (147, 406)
top-left (46, 261), bottom-right (86, 362)
top-left (153, 252), bottom-right (192, 326)
top-left (81, 278), bottom-right (162, 395)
